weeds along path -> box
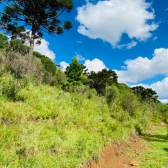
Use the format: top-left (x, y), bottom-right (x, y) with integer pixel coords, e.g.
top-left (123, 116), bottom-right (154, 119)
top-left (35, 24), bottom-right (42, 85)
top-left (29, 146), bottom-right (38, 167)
top-left (85, 124), bottom-right (168, 168)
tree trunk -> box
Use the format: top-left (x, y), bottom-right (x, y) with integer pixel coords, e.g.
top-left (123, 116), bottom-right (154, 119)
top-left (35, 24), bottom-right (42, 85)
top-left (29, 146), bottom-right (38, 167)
top-left (28, 25), bottom-right (35, 72)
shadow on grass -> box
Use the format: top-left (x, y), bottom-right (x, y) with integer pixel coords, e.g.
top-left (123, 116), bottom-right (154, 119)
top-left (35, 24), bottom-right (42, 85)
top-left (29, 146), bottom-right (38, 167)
top-left (141, 132), bottom-right (168, 143)
top-left (164, 148), bottom-right (168, 152)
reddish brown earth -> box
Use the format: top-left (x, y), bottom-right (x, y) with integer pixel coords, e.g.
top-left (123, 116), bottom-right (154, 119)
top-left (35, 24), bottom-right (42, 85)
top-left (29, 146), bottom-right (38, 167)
top-left (85, 134), bottom-right (148, 168)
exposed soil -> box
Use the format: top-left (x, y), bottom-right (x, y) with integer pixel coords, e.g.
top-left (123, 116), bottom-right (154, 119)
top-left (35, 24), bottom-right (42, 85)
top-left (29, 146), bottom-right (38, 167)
top-left (85, 124), bottom-right (168, 168)
top-left (85, 133), bottom-right (148, 168)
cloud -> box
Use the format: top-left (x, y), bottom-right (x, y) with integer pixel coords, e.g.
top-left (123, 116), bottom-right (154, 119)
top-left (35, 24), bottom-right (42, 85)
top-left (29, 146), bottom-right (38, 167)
top-left (116, 48), bottom-right (168, 83)
top-left (76, 41), bottom-right (82, 43)
top-left (76, 0), bottom-right (159, 47)
top-left (153, 37), bottom-right (158, 41)
top-left (117, 41), bottom-right (137, 49)
top-left (159, 99), bottom-right (168, 104)
top-left (75, 52), bottom-right (85, 61)
top-left (84, 58), bottom-right (106, 72)
top-left (34, 39), bottom-right (56, 60)
top-left (60, 61), bottom-right (69, 72)
top-left (131, 77), bottom-right (168, 102)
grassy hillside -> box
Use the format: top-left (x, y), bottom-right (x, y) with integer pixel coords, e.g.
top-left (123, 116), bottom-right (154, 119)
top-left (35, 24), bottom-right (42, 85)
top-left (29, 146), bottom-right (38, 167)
top-left (0, 37), bottom-right (167, 167)
top-left (0, 78), bottom-right (166, 167)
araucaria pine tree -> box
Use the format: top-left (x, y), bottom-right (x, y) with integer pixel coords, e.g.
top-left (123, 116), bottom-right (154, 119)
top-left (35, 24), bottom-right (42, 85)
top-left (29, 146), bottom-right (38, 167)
top-left (0, 0), bottom-right (74, 71)
top-left (65, 56), bottom-right (84, 85)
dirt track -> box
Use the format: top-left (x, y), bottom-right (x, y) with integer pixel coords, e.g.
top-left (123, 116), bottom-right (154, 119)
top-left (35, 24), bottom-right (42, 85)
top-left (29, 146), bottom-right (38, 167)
top-left (85, 134), bottom-right (147, 168)
top-left (85, 124), bottom-right (167, 168)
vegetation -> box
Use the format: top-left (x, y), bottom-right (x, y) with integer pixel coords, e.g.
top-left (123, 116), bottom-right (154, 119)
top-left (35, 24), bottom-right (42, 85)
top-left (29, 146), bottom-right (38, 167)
top-left (0, 32), bottom-right (167, 167)
top-left (88, 69), bottom-right (118, 95)
top-left (65, 56), bottom-right (84, 85)
top-left (140, 126), bottom-right (168, 167)
top-left (0, 0), bottom-right (74, 71)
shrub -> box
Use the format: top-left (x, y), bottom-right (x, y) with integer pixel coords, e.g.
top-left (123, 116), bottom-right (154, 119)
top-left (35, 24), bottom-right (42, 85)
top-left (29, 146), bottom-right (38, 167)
top-left (134, 123), bottom-right (143, 135)
top-left (55, 69), bottom-right (67, 85)
top-left (120, 92), bottom-right (139, 116)
top-left (75, 84), bottom-right (90, 95)
top-left (106, 85), bottom-right (119, 108)
top-left (87, 89), bottom-right (97, 99)
top-left (0, 74), bottom-right (28, 100)
top-left (33, 51), bottom-right (57, 75)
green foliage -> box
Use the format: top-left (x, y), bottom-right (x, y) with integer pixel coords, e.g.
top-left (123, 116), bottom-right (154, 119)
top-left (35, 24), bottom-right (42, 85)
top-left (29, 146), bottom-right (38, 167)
top-left (88, 69), bottom-right (118, 95)
top-left (160, 104), bottom-right (168, 123)
top-left (10, 39), bottom-right (29, 55)
top-left (0, 0), bottom-right (74, 59)
top-left (120, 92), bottom-right (139, 116)
top-left (117, 83), bottom-right (130, 94)
top-left (55, 69), bottom-right (67, 85)
top-left (0, 32), bottom-right (8, 49)
top-left (33, 51), bottom-right (56, 75)
top-left (65, 56), bottom-right (84, 84)
top-left (106, 85), bottom-right (119, 107)
top-left (87, 89), bottom-right (97, 99)
top-left (132, 86), bottom-right (159, 102)
top-left (0, 74), bottom-right (28, 100)
top-left (140, 126), bottom-right (168, 167)
top-left (81, 73), bottom-right (90, 85)
top-left (0, 71), bottom-right (164, 167)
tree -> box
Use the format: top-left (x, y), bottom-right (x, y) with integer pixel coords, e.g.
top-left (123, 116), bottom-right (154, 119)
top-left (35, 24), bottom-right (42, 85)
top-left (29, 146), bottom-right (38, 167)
top-left (65, 56), bottom-right (83, 84)
top-left (131, 86), bottom-right (158, 102)
top-left (88, 69), bottom-right (118, 95)
top-left (0, 0), bottom-right (74, 71)
top-left (0, 32), bottom-right (8, 49)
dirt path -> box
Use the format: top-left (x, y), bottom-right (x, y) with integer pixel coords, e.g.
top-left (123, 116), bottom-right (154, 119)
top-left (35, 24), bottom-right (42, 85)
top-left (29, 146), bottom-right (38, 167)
top-left (85, 134), bottom-right (145, 168)
top-left (85, 124), bottom-right (167, 168)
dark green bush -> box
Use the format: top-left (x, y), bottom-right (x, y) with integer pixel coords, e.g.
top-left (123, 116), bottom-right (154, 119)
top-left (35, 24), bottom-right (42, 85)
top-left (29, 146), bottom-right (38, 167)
top-left (33, 51), bottom-right (56, 75)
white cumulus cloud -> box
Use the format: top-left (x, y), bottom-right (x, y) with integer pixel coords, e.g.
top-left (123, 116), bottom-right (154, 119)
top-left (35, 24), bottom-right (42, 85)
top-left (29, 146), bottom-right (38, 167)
top-left (34, 39), bottom-right (56, 60)
top-left (116, 48), bottom-right (168, 83)
top-left (76, 0), bottom-right (159, 47)
top-left (84, 58), bottom-right (106, 72)
top-left (60, 61), bottom-right (69, 72)
top-left (159, 99), bottom-right (168, 104)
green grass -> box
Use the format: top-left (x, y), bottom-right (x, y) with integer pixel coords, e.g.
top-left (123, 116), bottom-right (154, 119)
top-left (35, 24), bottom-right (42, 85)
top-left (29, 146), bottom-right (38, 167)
top-left (140, 126), bottom-right (168, 168)
top-left (0, 71), bottom-right (164, 167)
top-left (0, 84), bottom-right (135, 167)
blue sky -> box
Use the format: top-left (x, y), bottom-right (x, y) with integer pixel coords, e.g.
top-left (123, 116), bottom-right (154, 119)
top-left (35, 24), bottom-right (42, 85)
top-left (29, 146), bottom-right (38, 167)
top-left (0, 0), bottom-right (168, 103)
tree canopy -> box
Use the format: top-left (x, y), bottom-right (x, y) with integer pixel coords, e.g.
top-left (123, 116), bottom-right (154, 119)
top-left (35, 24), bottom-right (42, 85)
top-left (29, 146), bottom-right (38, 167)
top-left (88, 69), bottom-right (118, 95)
top-left (131, 86), bottom-right (159, 102)
top-left (0, 0), bottom-right (74, 71)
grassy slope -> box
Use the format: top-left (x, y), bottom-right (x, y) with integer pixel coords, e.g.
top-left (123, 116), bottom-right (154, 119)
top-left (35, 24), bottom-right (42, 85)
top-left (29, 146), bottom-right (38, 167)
top-left (0, 84), bottom-right (136, 167)
top-left (140, 126), bottom-right (168, 168)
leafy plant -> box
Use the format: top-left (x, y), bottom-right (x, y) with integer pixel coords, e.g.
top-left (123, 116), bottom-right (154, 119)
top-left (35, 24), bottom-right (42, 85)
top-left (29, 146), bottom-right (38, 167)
top-left (106, 85), bottom-right (119, 108)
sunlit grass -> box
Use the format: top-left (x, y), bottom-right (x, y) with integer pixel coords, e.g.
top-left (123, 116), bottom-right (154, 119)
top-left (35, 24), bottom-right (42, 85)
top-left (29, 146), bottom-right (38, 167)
top-left (140, 126), bottom-right (168, 168)
top-left (0, 84), bottom-right (135, 167)
top-left (0, 80), bottom-right (161, 167)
